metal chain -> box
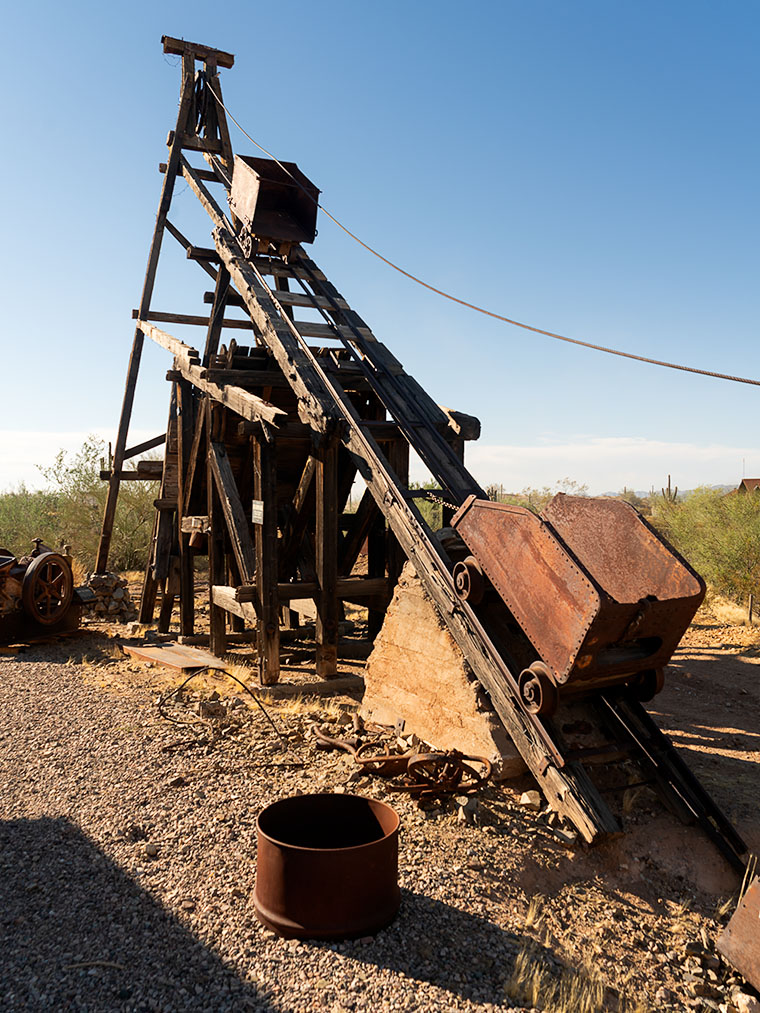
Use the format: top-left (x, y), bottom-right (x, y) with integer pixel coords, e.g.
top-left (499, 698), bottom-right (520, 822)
top-left (423, 490), bottom-right (458, 512)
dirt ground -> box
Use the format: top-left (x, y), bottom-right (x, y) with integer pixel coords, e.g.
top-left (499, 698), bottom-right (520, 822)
top-left (1, 593), bottom-right (758, 1012)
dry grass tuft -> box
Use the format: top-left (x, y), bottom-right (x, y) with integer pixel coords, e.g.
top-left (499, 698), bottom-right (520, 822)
top-left (505, 947), bottom-right (629, 1013)
top-left (714, 894), bottom-right (734, 921)
top-left (524, 893), bottom-right (545, 933)
top-left (69, 557), bottom-right (88, 584)
top-left (708, 595), bottom-right (753, 626)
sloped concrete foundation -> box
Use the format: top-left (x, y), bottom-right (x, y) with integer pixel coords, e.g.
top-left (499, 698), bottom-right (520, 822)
top-left (360, 562), bottom-right (526, 779)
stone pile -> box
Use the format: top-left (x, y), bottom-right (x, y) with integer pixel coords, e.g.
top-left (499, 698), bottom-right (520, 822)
top-left (82, 572), bottom-right (138, 624)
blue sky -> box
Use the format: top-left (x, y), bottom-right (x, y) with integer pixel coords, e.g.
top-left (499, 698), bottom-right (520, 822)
top-left (1, 1), bottom-right (757, 493)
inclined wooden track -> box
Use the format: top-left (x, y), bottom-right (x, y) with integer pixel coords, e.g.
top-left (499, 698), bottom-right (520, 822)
top-left (98, 37), bottom-right (747, 870)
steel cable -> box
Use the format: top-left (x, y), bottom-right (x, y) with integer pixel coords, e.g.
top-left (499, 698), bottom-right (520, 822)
top-left (206, 84), bottom-right (759, 388)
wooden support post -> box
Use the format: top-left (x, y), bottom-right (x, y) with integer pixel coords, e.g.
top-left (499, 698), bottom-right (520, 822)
top-left (176, 379), bottom-right (196, 637)
top-left (279, 455), bottom-right (316, 579)
top-left (138, 511), bottom-right (159, 623)
top-left (386, 438), bottom-right (410, 586)
top-left (339, 488), bottom-right (379, 575)
top-left (253, 429), bottom-right (280, 685)
top-left (96, 55), bottom-right (197, 573)
top-left (139, 384), bottom-right (178, 624)
top-left (367, 507), bottom-right (386, 640)
top-left (158, 555), bottom-right (180, 633)
top-left (202, 264), bottom-right (231, 367)
top-left (315, 440), bottom-right (339, 676)
top-left (207, 409), bottom-right (227, 657)
top-left (208, 440), bottom-right (256, 585)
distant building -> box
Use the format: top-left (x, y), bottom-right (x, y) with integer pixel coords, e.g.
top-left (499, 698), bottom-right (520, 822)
top-left (737, 478), bottom-right (760, 493)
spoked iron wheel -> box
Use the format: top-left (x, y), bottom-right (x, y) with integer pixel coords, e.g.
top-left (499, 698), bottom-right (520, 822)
top-left (21, 552), bottom-right (74, 626)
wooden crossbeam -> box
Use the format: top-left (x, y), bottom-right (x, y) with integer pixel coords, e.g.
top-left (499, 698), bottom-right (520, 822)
top-left (136, 319), bottom-right (286, 427)
top-left (161, 35), bottom-right (235, 69)
top-left (211, 585), bottom-right (257, 624)
top-left (208, 440), bottom-right (256, 586)
top-left (134, 309), bottom-right (253, 331)
top-left (123, 433), bottom-right (166, 460)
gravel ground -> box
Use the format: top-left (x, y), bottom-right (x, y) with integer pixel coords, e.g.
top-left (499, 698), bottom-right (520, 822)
top-left (0, 630), bottom-right (756, 1012)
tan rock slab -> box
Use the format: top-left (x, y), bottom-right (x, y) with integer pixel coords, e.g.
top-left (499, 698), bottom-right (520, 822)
top-left (361, 562), bottom-right (526, 779)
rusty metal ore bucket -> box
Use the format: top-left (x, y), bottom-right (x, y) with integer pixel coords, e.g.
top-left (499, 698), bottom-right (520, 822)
top-left (451, 494), bottom-right (705, 692)
top-left (254, 793), bottom-right (400, 940)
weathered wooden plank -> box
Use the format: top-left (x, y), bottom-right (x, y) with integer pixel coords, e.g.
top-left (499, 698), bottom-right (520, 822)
top-left (135, 309), bottom-right (254, 331)
top-left (176, 378), bottom-right (195, 638)
top-left (202, 265), bottom-right (232, 367)
top-left (123, 642), bottom-right (229, 671)
top-left (203, 369), bottom-right (292, 389)
top-left (236, 577), bottom-right (389, 602)
top-left (179, 132), bottom-right (223, 154)
top-left (338, 489), bottom-right (378, 575)
top-left (315, 440), bottom-right (339, 677)
top-left (136, 319), bottom-right (200, 369)
top-left (253, 431), bottom-right (280, 686)
top-left (182, 403), bottom-right (206, 516)
top-left (161, 35), bottom-right (235, 69)
top-left (148, 328), bottom-right (286, 426)
top-left (123, 433), bottom-right (167, 460)
top-left (207, 71), bottom-right (234, 173)
top-left (293, 321), bottom-right (373, 341)
top-left (208, 440), bottom-right (256, 585)
top-left (207, 432), bottom-right (227, 657)
top-left (213, 227), bottom-right (341, 435)
top-left (163, 162), bottom-right (219, 183)
top-left (211, 585), bottom-right (257, 625)
top-left (266, 289), bottom-right (349, 311)
top-left (99, 470), bottom-right (161, 482)
top-left (278, 455), bottom-right (316, 580)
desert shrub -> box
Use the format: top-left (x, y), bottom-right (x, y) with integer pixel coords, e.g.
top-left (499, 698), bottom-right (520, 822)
top-left (490, 478), bottom-right (589, 515)
top-left (0, 436), bottom-right (159, 572)
top-left (408, 479), bottom-right (445, 530)
top-left (0, 486), bottom-right (60, 554)
top-left (651, 487), bottom-right (760, 602)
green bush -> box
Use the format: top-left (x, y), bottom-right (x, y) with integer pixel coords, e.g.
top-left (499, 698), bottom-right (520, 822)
top-left (0, 436), bottom-right (159, 572)
top-left (651, 487), bottom-right (760, 602)
top-left (487, 478), bottom-right (589, 515)
top-left (0, 486), bottom-right (60, 554)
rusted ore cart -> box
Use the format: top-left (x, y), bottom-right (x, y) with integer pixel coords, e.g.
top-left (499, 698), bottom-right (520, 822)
top-left (97, 36), bottom-right (748, 872)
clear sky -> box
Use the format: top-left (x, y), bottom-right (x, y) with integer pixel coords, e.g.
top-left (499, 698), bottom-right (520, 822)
top-left (1, 1), bottom-right (757, 494)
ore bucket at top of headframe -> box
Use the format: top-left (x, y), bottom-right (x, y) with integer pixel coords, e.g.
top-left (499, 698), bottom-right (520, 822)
top-left (254, 793), bottom-right (401, 940)
top-left (450, 493), bottom-right (705, 715)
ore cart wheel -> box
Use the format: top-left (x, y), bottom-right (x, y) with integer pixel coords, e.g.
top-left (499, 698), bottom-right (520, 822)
top-left (452, 556), bottom-right (485, 605)
top-left (630, 668), bottom-right (665, 702)
top-left (21, 552), bottom-right (74, 626)
top-left (518, 661), bottom-right (559, 716)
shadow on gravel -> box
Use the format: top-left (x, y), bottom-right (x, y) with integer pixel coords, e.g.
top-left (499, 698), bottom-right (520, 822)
top-left (321, 887), bottom-right (555, 1007)
top-left (0, 816), bottom-right (268, 1012)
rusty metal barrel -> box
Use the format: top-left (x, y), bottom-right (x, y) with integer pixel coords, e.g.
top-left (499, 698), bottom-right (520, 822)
top-left (254, 793), bottom-right (400, 940)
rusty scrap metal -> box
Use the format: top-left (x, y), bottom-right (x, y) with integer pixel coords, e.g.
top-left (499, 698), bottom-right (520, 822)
top-left (0, 540), bottom-right (80, 642)
top-left (717, 874), bottom-right (760, 992)
top-left (314, 728), bottom-right (491, 801)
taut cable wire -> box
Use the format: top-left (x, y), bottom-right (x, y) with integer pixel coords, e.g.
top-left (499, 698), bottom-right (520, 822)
top-left (207, 83), bottom-right (760, 389)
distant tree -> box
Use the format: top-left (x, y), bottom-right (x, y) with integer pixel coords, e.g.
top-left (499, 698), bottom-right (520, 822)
top-left (0, 436), bottom-right (159, 572)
